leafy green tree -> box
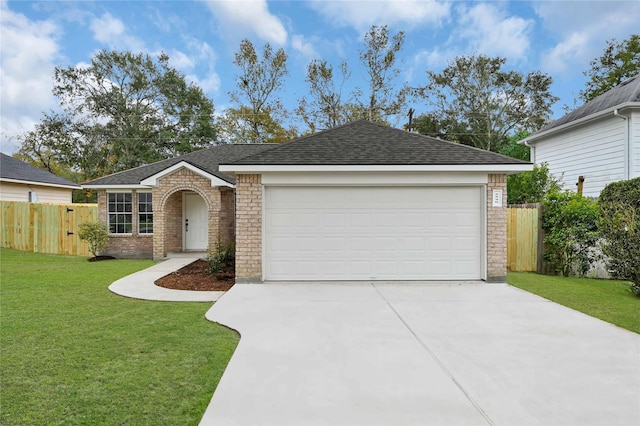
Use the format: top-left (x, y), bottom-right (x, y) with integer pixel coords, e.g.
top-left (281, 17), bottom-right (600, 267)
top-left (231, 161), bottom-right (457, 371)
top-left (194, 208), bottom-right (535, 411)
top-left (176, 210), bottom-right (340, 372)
top-left (358, 25), bottom-right (408, 123)
top-left (220, 107), bottom-right (297, 144)
top-left (507, 164), bottom-right (560, 205)
top-left (229, 39), bottom-right (289, 143)
top-left (297, 60), bottom-right (354, 133)
top-left (499, 130), bottom-right (531, 161)
top-left (599, 178), bottom-right (640, 295)
top-left (17, 50), bottom-right (217, 180)
top-left (580, 34), bottom-right (640, 103)
top-left (421, 55), bottom-right (558, 152)
top-left (409, 113), bottom-right (447, 139)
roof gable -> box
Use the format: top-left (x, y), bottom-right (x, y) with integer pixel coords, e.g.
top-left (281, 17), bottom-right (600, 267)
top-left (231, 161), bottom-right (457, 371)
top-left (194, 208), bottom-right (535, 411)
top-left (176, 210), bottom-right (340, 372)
top-left (0, 153), bottom-right (80, 189)
top-left (139, 161), bottom-right (234, 187)
top-left (224, 120), bottom-right (529, 166)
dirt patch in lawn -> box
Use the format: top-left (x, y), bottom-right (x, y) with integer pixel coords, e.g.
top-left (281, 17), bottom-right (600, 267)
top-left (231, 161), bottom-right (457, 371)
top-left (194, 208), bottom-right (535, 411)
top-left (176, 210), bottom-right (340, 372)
top-left (155, 260), bottom-right (234, 292)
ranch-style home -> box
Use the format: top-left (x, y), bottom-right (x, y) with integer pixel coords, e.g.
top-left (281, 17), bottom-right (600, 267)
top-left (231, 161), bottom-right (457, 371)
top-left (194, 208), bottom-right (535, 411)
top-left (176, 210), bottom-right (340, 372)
top-left (83, 120), bottom-right (531, 282)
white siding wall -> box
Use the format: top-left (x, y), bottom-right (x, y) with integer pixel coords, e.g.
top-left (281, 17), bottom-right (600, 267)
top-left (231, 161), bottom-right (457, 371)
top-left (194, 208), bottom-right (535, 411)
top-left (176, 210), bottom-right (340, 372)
top-left (0, 181), bottom-right (73, 203)
top-left (533, 116), bottom-right (626, 197)
top-left (630, 110), bottom-right (640, 179)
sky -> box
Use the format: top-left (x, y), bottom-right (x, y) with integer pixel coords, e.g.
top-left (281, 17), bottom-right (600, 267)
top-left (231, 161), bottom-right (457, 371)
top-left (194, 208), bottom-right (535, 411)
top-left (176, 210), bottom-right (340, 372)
top-left (1, 0), bottom-right (639, 154)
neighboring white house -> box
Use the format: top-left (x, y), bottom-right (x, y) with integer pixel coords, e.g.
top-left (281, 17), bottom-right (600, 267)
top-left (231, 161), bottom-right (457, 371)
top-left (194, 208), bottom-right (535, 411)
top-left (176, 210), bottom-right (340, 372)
top-left (522, 74), bottom-right (640, 198)
top-left (0, 153), bottom-right (80, 203)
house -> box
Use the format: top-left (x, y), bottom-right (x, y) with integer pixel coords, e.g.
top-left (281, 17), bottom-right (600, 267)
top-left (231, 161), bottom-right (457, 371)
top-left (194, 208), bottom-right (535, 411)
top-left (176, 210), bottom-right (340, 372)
top-left (82, 144), bottom-right (276, 259)
top-left (521, 74), bottom-right (640, 197)
top-left (84, 120), bottom-right (531, 282)
top-left (0, 153), bottom-right (80, 203)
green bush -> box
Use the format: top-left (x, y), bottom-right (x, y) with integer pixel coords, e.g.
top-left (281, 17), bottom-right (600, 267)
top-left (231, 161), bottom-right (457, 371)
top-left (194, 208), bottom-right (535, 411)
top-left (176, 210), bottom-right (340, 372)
top-left (598, 177), bottom-right (640, 296)
top-left (542, 191), bottom-right (600, 276)
top-left (77, 221), bottom-right (110, 258)
top-left (507, 163), bottom-right (561, 205)
top-left (207, 240), bottom-right (235, 274)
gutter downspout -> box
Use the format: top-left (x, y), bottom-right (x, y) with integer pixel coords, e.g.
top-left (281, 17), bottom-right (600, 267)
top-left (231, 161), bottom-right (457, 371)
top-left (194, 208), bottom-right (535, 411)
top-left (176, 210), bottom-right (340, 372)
top-left (613, 109), bottom-right (630, 179)
top-left (522, 139), bottom-right (535, 163)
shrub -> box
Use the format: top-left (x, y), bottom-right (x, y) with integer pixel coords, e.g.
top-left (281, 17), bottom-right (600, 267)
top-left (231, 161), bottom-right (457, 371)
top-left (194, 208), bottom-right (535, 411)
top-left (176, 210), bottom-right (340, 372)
top-left (542, 191), bottom-right (600, 276)
top-left (507, 163), bottom-right (561, 205)
top-left (598, 177), bottom-right (640, 296)
top-left (207, 240), bottom-right (235, 274)
top-left (77, 221), bottom-right (110, 258)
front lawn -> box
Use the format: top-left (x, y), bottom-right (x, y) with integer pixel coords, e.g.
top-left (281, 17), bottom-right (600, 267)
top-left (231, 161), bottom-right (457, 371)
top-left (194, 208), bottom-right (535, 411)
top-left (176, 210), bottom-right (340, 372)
top-left (0, 249), bottom-right (238, 425)
top-left (508, 272), bottom-right (639, 334)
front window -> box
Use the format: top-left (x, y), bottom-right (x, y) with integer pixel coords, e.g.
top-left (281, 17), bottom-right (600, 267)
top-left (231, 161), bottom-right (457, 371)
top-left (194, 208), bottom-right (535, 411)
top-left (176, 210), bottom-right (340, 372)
top-left (138, 193), bottom-right (153, 234)
top-left (108, 193), bottom-right (132, 234)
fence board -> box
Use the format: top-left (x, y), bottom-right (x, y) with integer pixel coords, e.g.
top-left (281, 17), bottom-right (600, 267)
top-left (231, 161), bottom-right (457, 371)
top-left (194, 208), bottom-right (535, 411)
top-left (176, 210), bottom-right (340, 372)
top-left (507, 204), bottom-right (541, 272)
top-left (0, 201), bottom-right (98, 256)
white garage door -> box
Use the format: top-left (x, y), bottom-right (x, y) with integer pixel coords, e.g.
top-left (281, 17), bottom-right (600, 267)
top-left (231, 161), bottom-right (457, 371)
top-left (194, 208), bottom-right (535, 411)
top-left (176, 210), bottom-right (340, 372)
top-left (264, 186), bottom-right (483, 281)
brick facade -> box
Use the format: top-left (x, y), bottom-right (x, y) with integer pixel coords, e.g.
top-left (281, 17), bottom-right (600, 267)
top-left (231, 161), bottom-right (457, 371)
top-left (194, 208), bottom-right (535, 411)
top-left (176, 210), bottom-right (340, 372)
top-left (233, 173), bottom-right (510, 283)
top-left (96, 189), bottom-right (153, 258)
top-left (486, 174), bottom-right (508, 282)
top-left (234, 174), bottom-right (262, 282)
top-left (97, 167), bottom-right (231, 260)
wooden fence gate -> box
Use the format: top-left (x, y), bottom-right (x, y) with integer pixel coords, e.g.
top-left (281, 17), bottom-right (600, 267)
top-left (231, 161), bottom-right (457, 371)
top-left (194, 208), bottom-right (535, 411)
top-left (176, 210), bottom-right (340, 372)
top-left (1, 201), bottom-right (98, 256)
top-left (507, 204), bottom-right (542, 272)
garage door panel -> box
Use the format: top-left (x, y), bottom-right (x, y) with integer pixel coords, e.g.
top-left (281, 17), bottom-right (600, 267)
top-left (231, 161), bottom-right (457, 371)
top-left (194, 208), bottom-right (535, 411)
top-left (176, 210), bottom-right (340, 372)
top-left (265, 186), bottom-right (482, 281)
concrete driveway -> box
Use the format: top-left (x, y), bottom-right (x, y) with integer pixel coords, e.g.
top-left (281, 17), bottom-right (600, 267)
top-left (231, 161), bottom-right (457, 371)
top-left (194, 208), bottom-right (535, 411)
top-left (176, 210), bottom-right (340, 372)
top-left (201, 282), bottom-right (640, 426)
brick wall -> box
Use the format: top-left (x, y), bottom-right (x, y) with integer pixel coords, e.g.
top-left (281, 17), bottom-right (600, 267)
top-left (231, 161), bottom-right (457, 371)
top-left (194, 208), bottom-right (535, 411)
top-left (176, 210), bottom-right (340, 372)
top-left (163, 192), bottom-right (182, 253)
top-left (96, 189), bottom-right (153, 258)
top-left (220, 189), bottom-right (235, 245)
top-left (97, 167), bottom-right (228, 260)
top-left (487, 174), bottom-right (507, 282)
top-left (152, 167), bottom-right (223, 259)
top-left (235, 174), bottom-right (262, 282)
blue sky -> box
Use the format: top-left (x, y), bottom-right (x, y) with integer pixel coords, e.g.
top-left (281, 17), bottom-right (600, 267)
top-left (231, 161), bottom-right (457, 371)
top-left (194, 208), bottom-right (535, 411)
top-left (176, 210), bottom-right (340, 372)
top-left (1, 0), bottom-right (638, 153)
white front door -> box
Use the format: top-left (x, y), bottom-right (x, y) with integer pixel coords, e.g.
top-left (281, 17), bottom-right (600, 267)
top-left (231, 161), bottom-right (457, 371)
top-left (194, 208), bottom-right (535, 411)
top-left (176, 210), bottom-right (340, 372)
top-left (184, 193), bottom-right (208, 251)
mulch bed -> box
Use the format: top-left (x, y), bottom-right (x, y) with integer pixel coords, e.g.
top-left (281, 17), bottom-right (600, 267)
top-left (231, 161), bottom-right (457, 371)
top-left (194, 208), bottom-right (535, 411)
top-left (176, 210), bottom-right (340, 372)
top-left (155, 259), bottom-right (235, 292)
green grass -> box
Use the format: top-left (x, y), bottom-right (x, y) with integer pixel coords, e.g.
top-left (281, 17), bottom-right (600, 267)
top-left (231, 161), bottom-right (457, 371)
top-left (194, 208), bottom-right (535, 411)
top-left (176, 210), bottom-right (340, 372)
top-left (0, 249), bottom-right (239, 425)
top-left (508, 272), bottom-right (640, 334)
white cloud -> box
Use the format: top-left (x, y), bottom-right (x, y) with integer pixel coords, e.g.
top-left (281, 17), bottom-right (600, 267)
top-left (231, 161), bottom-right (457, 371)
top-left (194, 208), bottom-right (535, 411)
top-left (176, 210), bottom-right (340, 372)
top-left (203, 0), bottom-right (287, 45)
top-left (183, 38), bottom-right (221, 95)
top-left (89, 12), bottom-right (145, 52)
top-left (0, 2), bottom-right (61, 153)
top-left (291, 34), bottom-right (318, 60)
top-left (535, 1), bottom-right (639, 75)
top-left (456, 3), bottom-right (533, 60)
top-left (308, 0), bottom-right (451, 31)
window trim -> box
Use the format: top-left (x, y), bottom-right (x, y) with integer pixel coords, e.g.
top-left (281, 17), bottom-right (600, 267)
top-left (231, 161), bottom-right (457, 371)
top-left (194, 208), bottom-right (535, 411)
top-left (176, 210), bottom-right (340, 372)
top-left (107, 191), bottom-right (133, 235)
top-left (137, 191), bottom-right (153, 235)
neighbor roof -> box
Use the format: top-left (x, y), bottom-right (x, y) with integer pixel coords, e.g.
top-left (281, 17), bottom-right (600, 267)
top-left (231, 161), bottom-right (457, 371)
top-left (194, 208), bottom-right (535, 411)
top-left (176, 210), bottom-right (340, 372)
top-left (0, 153), bottom-right (80, 189)
top-left (534, 73), bottom-right (640, 135)
top-left (82, 144), bottom-right (277, 187)
top-left (224, 120), bottom-right (530, 166)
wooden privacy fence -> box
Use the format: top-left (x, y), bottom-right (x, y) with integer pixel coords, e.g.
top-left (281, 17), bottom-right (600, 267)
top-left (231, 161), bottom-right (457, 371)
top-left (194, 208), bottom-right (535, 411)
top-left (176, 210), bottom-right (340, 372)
top-left (507, 204), bottom-right (543, 272)
top-left (1, 201), bottom-right (98, 256)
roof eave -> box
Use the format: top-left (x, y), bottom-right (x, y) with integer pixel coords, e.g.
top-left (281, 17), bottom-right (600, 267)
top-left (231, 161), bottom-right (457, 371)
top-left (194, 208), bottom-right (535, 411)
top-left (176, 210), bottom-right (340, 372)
top-left (81, 184), bottom-right (152, 190)
top-left (521, 102), bottom-right (640, 145)
top-left (0, 177), bottom-right (80, 190)
top-left (219, 164), bottom-right (533, 173)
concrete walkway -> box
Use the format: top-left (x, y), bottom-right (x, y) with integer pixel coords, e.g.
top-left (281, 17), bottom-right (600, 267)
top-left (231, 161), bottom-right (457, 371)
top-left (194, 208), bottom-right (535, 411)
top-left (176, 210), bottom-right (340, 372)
top-left (201, 282), bottom-right (640, 426)
top-left (108, 257), bottom-right (224, 302)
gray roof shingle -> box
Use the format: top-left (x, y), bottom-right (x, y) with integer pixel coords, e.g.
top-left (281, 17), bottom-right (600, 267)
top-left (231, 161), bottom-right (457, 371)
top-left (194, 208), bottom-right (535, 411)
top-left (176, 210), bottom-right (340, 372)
top-left (82, 144), bottom-right (277, 186)
top-left (537, 73), bottom-right (640, 134)
top-left (225, 120), bottom-right (529, 166)
top-left (0, 153), bottom-right (80, 188)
